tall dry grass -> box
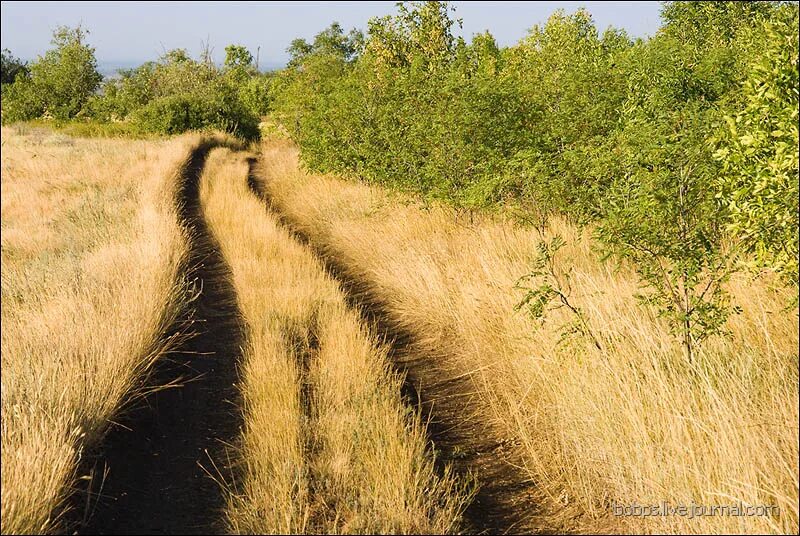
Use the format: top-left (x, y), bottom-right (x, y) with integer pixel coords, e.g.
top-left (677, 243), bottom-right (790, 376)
top-left (199, 148), bottom-right (469, 534)
top-left (257, 139), bottom-right (799, 535)
top-left (0, 127), bottom-right (197, 534)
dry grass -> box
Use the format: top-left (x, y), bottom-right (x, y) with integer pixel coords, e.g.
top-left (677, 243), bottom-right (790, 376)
top-left (257, 139), bottom-right (799, 535)
top-left (0, 127), bottom-right (196, 534)
top-left (199, 148), bottom-right (469, 534)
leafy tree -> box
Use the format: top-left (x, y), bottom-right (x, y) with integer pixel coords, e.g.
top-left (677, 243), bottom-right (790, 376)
top-left (311, 22), bottom-right (363, 61)
top-left (2, 26), bottom-right (102, 121)
top-left (1, 79), bottom-right (40, 123)
top-left (714, 4), bottom-right (799, 286)
top-left (365, 1), bottom-right (458, 73)
top-left (588, 11), bottom-right (761, 361)
top-left (596, 105), bottom-right (737, 363)
top-left (660, 0), bottom-right (778, 49)
top-left (287, 22), bottom-right (363, 68)
top-left (287, 38), bottom-right (314, 68)
top-left (273, 22), bottom-right (365, 152)
top-left (239, 74), bottom-right (272, 117)
top-left (496, 9), bottom-right (632, 221)
top-left (224, 44), bottom-right (254, 70)
top-left (135, 49), bottom-right (259, 138)
top-left (88, 46), bottom-right (261, 139)
top-left (1, 49), bottom-right (28, 85)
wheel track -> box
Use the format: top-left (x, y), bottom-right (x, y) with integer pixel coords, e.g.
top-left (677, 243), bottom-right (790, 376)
top-left (246, 158), bottom-right (548, 535)
top-left (77, 140), bottom-right (246, 535)
top-left (66, 144), bottom-right (545, 535)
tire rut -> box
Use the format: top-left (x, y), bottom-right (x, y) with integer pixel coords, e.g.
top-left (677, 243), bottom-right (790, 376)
top-left (77, 141), bottom-right (245, 535)
top-left (281, 310), bottom-right (337, 531)
top-left (246, 158), bottom-right (547, 535)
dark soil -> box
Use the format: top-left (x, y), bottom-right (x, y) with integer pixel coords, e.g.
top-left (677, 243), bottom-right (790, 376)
top-left (76, 143), bottom-right (245, 535)
top-left (245, 159), bottom-right (549, 535)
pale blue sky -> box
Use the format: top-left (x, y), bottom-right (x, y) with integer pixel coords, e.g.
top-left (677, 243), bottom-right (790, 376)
top-left (1, 1), bottom-right (663, 70)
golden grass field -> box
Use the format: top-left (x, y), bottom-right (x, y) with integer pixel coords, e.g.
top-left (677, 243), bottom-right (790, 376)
top-left (200, 148), bottom-right (468, 533)
top-left (257, 139), bottom-right (800, 535)
top-left (0, 127), bottom-right (194, 534)
top-left (1, 127), bottom-right (797, 535)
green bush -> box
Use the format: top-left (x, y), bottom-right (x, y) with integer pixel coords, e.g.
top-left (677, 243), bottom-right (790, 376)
top-left (89, 47), bottom-right (262, 140)
top-left (3, 34), bottom-right (264, 141)
top-left (131, 94), bottom-right (206, 135)
top-left (130, 84), bottom-right (259, 140)
top-left (1, 26), bottom-right (102, 123)
top-left (269, 0), bottom-right (798, 358)
top-left (239, 75), bottom-right (272, 118)
top-left (714, 5), bottom-right (799, 285)
top-left (1, 75), bottom-right (43, 122)
top-left (1, 49), bottom-right (28, 85)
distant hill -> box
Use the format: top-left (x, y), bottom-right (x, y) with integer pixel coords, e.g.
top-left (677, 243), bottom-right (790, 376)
top-left (97, 59), bottom-right (286, 79)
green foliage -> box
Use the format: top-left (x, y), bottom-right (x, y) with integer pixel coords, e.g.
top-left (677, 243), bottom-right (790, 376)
top-left (238, 74), bottom-right (273, 117)
top-left (365, 1), bottom-right (458, 72)
top-left (1, 26), bottom-right (102, 122)
top-left (224, 44), bottom-right (257, 87)
top-left (130, 94), bottom-right (208, 135)
top-left (224, 44), bottom-right (254, 70)
top-left (273, 4), bottom-right (635, 210)
top-left (93, 47), bottom-right (261, 139)
top-left (287, 22), bottom-right (363, 68)
top-left (595, 106), bottom-right (738, 362)
top-left (660, 0), bottom-right (778, 48)
top-left (274, 3), bottom-right (538, 202)
top-left (129, 79), bottom-right (259, 140)
top-left (1, 49), bottom-right (28, 85)
top-left (496, 8), bottom-right (632, 219)
top-left (2, 31), bottom-right (266, 140)
top-left (1, 76), bottom-right (41, 123)
top-left (583, 2), bottom-right (777, 358)
top-left (714, 5), bottom-right (799, 285)
top-left (271, 21), bottom-right (367, 169)
top-left (515, 235), bottom-right (603, 350)
top-left (86, 62), bottom-right (158, 121)
top-left (271, 1), bottom-right (797, 360)
top-left (286, 38), bottom-right (313, 68)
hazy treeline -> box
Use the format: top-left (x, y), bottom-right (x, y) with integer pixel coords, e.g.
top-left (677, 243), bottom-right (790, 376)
top-left (1, 28), bottom-right (270, 139)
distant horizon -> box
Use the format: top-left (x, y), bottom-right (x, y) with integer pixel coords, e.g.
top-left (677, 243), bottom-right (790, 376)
top-left (92, 58), bottom-right (288, 77)
top-left (19, 54), bottom-right (287, 77)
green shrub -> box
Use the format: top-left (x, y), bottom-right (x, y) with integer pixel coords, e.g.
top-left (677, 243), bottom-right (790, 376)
top-left (714, 5), bottom-right (799, 285)
top-left (130, 86), bottom-right (259, 140)
top-left (239, 75), bottom-right (272, 117)
top-left (1, 49), bottom-right (28, 85)
top-left (3, 34), bottom-right (265, 141)
top-left (1, 74), bottom-right (44, 122)
top-left (270, 0), bottom-right (797, 357)
top-left (1, 26), bottom-right (102, 123)
top-left (131, 94), bottom-right (206, 135)
top-left (92, 47), bottom-right (262, 140)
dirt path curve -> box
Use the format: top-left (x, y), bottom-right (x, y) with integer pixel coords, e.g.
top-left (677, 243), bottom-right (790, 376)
top-left (246, 160), bottom-right (547, 535)
top-left (79, 142), bottom-right (245, 535)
